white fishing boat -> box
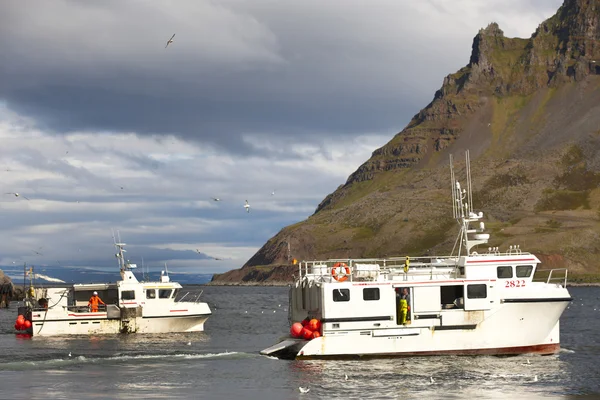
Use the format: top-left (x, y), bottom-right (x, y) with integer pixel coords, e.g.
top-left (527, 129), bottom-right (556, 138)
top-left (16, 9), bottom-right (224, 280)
top-left (261, 151), bottom-right (572, 359)
top-left (15, 240), bottom-right (211, 336)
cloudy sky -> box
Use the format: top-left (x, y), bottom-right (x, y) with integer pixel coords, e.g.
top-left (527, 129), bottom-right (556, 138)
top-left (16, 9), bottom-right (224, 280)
top-left (0, 0), bottom-right (563, 280)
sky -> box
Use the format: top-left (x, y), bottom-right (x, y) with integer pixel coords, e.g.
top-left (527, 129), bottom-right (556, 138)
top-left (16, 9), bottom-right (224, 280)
top-left (0, 0), bottom-right (563, 281)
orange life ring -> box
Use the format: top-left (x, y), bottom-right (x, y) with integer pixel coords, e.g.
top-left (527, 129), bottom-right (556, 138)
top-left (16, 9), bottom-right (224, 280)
top-left (331, 262), bottom-right (350, 282)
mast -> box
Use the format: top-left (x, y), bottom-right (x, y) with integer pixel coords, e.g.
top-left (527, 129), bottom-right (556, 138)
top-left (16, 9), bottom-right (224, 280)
top-left (450, 151), bottom-right (490, 256)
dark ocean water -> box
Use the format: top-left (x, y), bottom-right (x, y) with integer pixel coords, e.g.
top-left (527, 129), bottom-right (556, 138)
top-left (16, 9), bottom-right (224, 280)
top-left (0, 286), bottom-right (598, 400)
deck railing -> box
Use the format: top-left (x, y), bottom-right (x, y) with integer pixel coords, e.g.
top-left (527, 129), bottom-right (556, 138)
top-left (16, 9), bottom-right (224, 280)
top-left (298, 257), bottom-right (462, 281)
top-left (533, 268), bottom-right (568, 287)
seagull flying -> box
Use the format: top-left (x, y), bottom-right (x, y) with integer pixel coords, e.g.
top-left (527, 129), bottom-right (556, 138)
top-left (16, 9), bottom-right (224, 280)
top-left (211, 197), bottom-right (221, 202)
top-left (244, 200), bottom-right (250, 213)
top-left (271, 191), bottom-right (275, 196)
top-left (5, 192), bottom-right (29, 200)
top-left (298, 387), bottom-right (310, 394)
top-left (165, 33), bottom-right (175, 48)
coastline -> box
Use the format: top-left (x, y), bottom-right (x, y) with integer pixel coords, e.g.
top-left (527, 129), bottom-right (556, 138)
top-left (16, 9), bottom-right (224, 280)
top-left (566, 282), bottom-right (600, 287)
top-left (205, 281), bottom-right (291, 287)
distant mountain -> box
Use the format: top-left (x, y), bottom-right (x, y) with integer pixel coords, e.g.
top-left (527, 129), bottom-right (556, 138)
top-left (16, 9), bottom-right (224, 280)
top-left (213, 0), bottom-right (600, 285)
top-left (1, 265), bottom-right (212, 286)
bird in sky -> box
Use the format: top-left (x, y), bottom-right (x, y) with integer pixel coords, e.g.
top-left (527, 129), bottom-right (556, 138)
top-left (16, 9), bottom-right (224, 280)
top-left (213, 257), bottom-right (223, 261)
top-left (271, 190), bottom-right (275, 196)
top-left (211, 197), bottom-right (221, 202)
top-left (244, 200), bottom-right (250, 213)
top-left (165, 33), bottom-right (175, 48)
top-left (5, 192), bottom-right (29, 200)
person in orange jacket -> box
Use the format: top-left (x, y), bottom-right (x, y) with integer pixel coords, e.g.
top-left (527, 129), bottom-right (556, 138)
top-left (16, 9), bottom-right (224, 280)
top-left (88, 291), bottom-right (105, 312)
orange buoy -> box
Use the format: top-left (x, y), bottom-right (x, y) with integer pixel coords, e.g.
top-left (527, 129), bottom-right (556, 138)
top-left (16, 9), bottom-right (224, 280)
top-left (308, 319), bottom-right (321, 331)
top-left (17, 315), bottom-right (25, 322)
top-left (312, 331), bottom-right (321, 339)
top-left (24, 320), bottom-right (32, 329)
top-left (290, 322), bottom-right (304, 338)
top-left (301, 327), bottom-right (313, 340)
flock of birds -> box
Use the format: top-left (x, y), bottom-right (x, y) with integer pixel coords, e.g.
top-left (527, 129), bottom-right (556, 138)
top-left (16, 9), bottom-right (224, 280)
top-left (210, 190), bottom-right (275, 214)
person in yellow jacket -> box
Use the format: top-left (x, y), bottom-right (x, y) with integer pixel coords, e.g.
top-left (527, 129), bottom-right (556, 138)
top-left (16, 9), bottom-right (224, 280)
top-left (399, 288), bottom-right (411, 324)
top-left (88, 291), bottom-right (105, 312)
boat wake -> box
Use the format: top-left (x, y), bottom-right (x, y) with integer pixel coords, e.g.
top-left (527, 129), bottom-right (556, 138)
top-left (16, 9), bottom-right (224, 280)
top-left (0, 351), bottom-right (255, 371)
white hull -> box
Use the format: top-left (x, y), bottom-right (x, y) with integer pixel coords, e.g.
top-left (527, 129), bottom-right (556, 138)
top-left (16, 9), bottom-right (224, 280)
top-left (263, 298), bottom-right (569, 359)
top-left (30, 313), bottom-right (210, 336)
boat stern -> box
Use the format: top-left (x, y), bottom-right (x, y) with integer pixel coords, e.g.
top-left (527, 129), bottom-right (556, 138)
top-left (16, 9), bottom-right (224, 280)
top-left (260, 339), bottom-right (306, 360)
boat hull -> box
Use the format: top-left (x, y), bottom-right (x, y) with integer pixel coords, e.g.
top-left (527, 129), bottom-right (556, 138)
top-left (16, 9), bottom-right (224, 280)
top-left (30, 311), bottom-right (211, 336)
top-left (262, 300), bottom-right (568, 360)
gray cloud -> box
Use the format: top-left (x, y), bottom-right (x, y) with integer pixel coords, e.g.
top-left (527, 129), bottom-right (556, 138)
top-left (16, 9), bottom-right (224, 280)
top-left (0, 0), bottom-right (562, 156)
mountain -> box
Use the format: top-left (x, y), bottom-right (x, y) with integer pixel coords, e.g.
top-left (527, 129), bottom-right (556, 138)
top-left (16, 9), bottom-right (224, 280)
top-left (212, 0), bottom-right (600, 285)
top-left (0, 265), bottom-right (213, 286)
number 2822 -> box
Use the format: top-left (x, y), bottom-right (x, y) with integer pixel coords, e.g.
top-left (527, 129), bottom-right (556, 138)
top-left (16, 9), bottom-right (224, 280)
top-left (505, 280), bottom-right (526, 288)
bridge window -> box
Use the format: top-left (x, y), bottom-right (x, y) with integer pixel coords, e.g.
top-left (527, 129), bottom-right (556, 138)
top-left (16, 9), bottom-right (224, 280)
top-left (497, 266), bottom-right (513, 278)
top-left (121, 290), bottom-right (135, 300)
top-left (516, 265), bottom-right (533, 278)
top-left (159, 289), bottom-right (172, 299)
top-left (363, 288), bottom-right (380, 301)
top-left (146, 289), bottom-right (156, 299)
top-left (333, 288), bottom-right (350, 302)
top-left (467, 284), bottom-right (487, 299)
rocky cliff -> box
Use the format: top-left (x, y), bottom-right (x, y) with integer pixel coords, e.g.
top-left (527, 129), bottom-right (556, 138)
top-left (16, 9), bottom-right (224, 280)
top-left (212, 0), bottom-right (600, 285)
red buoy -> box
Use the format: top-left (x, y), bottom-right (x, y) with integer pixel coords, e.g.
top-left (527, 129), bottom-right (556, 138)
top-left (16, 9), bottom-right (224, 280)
top-left (301, 318), bottom-right (310, 327)
top-left (14, 323), bottom-right (20, 331)
top-left (24, 320), bottom-right (32, 329)
top-left (290, 322), bottom-right (304, 338)
top-left (301, 327), bottom-right (313, 340)
top-left (308, 319), bottom-right (321, 332)
top-left (17, 315), bottom-right (25, 322)
top-left (312, 331), bottom-right (321, 339)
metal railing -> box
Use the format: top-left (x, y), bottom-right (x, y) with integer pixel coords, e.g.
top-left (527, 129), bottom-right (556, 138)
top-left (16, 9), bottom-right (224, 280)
top-left (533, 268), bottom-right (568, 287)
top-left (298, 257), bottom-right (462, 281)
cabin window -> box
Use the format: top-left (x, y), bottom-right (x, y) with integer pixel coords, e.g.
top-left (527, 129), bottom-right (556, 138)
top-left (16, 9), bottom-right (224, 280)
top-left (159, 289), bottom-right (172, 299)
top-left (516, 265), bottom-right (533, 278)
top-left (121, 290), bottom-right (135, 300)
top-left (333, 288), bottom-right (350, 302)
top-left (363, 288), bottom-right (380, 301)
top-left (172, 289), bottom-right (180, 299)
top-left (467, 284), bottom-right (487, 299)
top-left (497, 266), bottom-right (513, 278)
top-left (146, 289), bottom-right (156, 299)
top-left (441, 285), bottom-right (464, 309)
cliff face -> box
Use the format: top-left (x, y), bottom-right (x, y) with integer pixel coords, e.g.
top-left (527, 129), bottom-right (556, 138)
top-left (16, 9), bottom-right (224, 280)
top-left (213, 0), bottom-right (600, 284)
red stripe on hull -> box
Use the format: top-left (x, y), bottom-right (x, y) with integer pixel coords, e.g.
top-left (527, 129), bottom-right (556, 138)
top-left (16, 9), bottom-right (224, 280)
top-left (297, 343), bottom-right (560, 360)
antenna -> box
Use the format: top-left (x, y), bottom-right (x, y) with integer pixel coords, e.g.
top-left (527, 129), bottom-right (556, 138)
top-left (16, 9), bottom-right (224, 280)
top-left (466, 150), bottom-right (473, 214)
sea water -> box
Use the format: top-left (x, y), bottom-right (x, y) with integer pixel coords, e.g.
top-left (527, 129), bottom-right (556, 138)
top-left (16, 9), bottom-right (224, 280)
top-left (0, 286), bottom-right (598, 400)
